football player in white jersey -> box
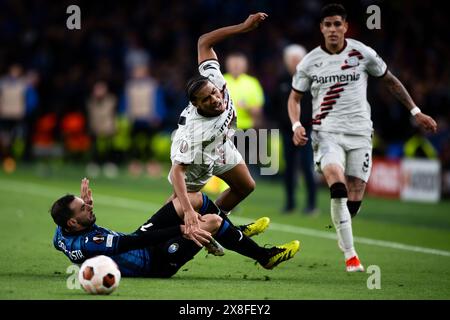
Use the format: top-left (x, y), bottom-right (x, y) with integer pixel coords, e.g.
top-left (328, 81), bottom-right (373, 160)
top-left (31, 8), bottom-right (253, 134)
top-left (287, 3), bottom-right (437, 272)
top-left (169, 13), bottom-right (271, 246)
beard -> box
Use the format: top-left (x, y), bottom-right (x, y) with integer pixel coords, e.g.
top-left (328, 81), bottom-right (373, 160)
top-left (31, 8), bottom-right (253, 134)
top-left (79, 213), bottom-right (96, 228)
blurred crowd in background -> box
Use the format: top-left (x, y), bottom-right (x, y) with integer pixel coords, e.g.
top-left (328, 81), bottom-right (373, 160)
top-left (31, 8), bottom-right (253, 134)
top-left (0, 0), bottom-right (449, 178)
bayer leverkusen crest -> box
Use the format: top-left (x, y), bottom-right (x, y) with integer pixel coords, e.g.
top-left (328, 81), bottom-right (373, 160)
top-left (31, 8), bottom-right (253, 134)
top-left (346, 56), bottom-right (359, 67)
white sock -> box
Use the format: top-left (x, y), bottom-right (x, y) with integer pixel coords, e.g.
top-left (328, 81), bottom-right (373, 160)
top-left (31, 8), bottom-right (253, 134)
top-left (331, 198), bottom-right (357, 260)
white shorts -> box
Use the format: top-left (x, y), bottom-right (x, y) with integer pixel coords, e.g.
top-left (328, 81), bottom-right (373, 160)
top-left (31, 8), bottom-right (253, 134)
top-left (168, 139), bottom-right (243, 192)
top-left (311, 130), bottom-right (372, 182)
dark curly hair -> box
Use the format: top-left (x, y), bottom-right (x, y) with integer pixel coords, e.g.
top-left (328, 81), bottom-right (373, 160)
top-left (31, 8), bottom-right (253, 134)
top-left (186, 75), bottom-right (210, 104)
top-left (50, 194), bottom-right (75, 228)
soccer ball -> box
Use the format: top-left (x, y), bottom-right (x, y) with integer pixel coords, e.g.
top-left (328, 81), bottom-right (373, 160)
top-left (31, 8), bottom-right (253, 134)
top-left (78, 255), bottom-right (121, 295)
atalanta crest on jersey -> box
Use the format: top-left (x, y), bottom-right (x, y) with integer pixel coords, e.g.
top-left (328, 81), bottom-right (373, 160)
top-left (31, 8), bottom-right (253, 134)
top-left (168, 243), bottom-right (179, 253)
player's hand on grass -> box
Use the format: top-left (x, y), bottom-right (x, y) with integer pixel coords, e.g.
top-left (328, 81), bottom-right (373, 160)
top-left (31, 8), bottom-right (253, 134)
top-left (240, 12), bottom-right (268, 33)
top-left (292, 126), bottom-right (308, 146)
top-left (415, 112), bottom-right (437, 133)
top-left (81, 177), bottom-right (94, 207)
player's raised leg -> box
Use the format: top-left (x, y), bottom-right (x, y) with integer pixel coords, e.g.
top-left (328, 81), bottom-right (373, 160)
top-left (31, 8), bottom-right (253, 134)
top-left (168, 190), bottom-right (269, 244)
top-left (214, 160), bottom-right (255, 213)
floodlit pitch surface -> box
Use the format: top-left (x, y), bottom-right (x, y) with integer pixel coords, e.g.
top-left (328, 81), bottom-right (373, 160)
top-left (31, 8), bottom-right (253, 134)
top-left (0, 165), bottom-right (449, 299)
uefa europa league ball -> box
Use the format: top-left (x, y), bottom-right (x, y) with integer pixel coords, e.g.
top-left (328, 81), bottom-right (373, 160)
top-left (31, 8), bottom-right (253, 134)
top-left (78, 255), bottom-right (121, 295)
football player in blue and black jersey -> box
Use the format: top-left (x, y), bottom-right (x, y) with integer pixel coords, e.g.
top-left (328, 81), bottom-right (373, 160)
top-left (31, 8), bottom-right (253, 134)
top-left (51, 178), bottom-right (300, 277)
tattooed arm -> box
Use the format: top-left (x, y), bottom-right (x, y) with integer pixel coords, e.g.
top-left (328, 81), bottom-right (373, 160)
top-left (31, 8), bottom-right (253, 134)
top-left (381, 71), bottom-right (437, 133)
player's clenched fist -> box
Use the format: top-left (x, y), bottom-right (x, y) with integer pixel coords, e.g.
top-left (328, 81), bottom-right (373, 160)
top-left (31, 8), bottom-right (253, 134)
top-left (241, 12), bottom-right (268, 32)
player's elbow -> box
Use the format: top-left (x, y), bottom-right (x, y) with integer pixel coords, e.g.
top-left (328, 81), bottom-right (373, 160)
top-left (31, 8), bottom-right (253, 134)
top-left (198, 33), bottom-right (213, 51)
top-left (197, 34), bottom-right (208, 50)
top-left (171, 164), bottom-right (186, 179)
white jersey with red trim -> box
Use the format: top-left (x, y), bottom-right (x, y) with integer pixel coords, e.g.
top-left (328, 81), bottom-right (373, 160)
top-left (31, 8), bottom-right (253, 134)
top-left (292, 38), bottom-right (387, 137)
top-left (171, 59), bottom-right (237, 166)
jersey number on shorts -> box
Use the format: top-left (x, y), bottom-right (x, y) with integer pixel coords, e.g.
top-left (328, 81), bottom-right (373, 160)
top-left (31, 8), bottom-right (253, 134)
top-left (362, 153), bottom-right (370, 172)
top-left (140, 222), bottom-right (153, 232)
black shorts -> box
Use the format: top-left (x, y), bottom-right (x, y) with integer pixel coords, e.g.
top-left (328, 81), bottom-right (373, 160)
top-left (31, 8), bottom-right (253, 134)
top-left (147, 236), bottom-right (202, 278)
top-left (133, 201), bottom-right (202, 278)
top-left (134, 201), bottom-right (184, 233)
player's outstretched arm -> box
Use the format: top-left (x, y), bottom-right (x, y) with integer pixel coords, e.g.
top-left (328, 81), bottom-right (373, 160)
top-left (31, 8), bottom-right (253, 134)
top-left (381, 71), bottom-right (437, 133)
top-left (288, 90), bottom-right (308, 146)
top-left (170, 163), bottom-right (210, 247)
top-left (197, 12), bottom-right (268, 64)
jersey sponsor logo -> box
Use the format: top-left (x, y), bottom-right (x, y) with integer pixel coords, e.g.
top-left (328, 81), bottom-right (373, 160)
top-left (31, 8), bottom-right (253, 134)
top-left (57, 240), bottom-right (84, 261)
top-left (67, 250), bottom-right (84, 261)
top-left (93, 233), bottom-right (105, 244)
top-left (168, 243), bottom-right (179, 254)
top-left (216, 103), bottom-right (235, 135)
top-left (311, 72), bottom-right (360, 84)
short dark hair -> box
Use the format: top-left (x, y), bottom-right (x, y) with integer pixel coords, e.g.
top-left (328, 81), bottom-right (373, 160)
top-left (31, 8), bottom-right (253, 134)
top-left (320, 3), bottom-right (347, 21)
top-left (186, 75), bottom-right (209, 103)
top-left (50, 194), bottom-right (75, 228)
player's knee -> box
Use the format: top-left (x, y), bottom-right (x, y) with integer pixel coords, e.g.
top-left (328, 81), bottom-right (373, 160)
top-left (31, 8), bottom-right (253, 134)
top-left (330, 182), bottom-right (348, 199)
top-left (240, 177), bottom-right (256, 196)
top-left (203, 214), bottom-right (222, 234)
top-left (211, 214), bottom-right (223, 229)
top-left (322, 162), bottom-right (345, 183)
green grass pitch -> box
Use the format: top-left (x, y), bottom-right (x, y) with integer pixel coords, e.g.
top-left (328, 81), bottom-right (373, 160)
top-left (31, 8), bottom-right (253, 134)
top-left (0, 164), bottom-right (449, 300)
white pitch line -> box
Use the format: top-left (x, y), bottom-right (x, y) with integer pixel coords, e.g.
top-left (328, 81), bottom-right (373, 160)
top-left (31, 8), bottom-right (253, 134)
top-left (1, 178), bottom-right (449, 257)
